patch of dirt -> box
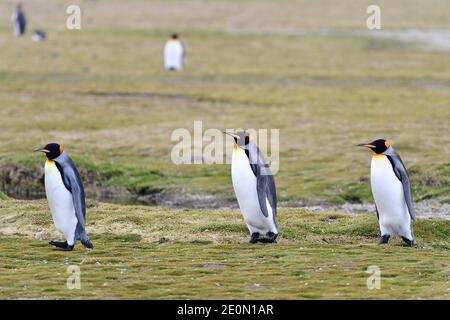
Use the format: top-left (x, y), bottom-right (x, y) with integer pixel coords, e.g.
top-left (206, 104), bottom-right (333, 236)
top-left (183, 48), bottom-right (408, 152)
top-left (0, 163), bottom-right (236, 208)
top-left (0, 163), bottom-right (134, 203)
top-left (136, 190), bottom-right (236, 209)
top-left (0, 164), bottom-right (44, 199)
top-left (1, 163), bottom-right (448, 219)
top-left (356, 29), bottom-right (450, 51)
top-left (229, 27), bottom-right (450, 52)
top-left (281, 199), bottom-right (450, 220)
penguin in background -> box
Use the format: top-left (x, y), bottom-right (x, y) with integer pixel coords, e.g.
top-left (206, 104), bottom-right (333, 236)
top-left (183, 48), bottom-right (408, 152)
top-left (11, 3), bottom-right (26, 37)
top-left (358, 139), bottom-right (416, 247)
top-left (34, 143), bottom-right (93, 251)
top-left (224, 131), bottom-right (279, 243)
top-left (31, 30), bottom-right (47, 42)
top-left (163, 33), bottom-right (185, 71)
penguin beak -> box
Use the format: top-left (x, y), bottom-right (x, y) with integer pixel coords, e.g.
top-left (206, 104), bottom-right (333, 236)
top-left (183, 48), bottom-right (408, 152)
top-left (223, 131), bottom-right (240, 139)
top-left (357, 143), bottom-right (376, 149)
top-left (33, 147), bottom-right (50, 153)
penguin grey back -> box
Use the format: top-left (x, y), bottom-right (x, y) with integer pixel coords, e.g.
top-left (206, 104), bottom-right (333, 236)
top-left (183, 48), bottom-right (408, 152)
top-left (246, 142), bottom-right (278, 225)
top-left (384, 147), bottom-right (416, 220)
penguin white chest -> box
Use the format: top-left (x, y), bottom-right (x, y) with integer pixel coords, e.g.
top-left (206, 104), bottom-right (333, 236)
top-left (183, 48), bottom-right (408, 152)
top-left (231, 147), bottom-right (276, 234)
top-left (45, 160), bottom-right (78, 243)
top-left (164, 41), bottom-right (184, 70)
top-left (370, 155), bottom-right (411, 238)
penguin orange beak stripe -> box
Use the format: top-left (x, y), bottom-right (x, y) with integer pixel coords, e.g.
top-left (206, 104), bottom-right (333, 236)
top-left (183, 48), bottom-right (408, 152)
top-left (357, 144), bottom-right (376, 149)
top-left (223, 131), bottom-right (240, 139)
top-left (33, 147), bottom-right (50, 153)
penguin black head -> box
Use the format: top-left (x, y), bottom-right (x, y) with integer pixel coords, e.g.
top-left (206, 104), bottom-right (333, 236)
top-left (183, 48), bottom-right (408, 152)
top-left (224, 131), bottom-right (250, 148)
top-left (171, 33), bottom-right (179, 40)
top-left (357, 139), bottom-right (391, 154)
top-left (34, 143), bottom-right (64, 160)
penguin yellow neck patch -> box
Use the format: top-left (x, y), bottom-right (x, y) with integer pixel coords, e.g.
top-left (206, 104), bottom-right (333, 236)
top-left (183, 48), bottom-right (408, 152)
top-left (233, 144), bottom-right (243, 153)
top-left (372, 154), bottom-right (386, 160)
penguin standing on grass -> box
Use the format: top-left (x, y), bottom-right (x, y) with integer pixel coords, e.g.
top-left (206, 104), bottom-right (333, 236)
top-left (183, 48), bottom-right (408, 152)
top-left (34, 143), bottom-right (93, 251)
top-left (358, 139), bottom-right (416, 247)
top-left (224, 131), bottom-right (279, 243)
top-left (164, 33), bottom-right (185, 71)
top-left (11, 4), bottom-right (26, 37)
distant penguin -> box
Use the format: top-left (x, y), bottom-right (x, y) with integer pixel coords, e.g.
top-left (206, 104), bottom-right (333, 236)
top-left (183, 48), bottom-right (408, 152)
top-left (358, 139), bottom-right (416, 247)
top-left (32, 30), bottom-right (47, 42)
top-left (225, 131), bottom-right (279, 243)
top-left (34, 143), bottom-right (93, 251)
top-left (11, 4), bottom-right (26, 37)
top-left (164, 33), bottom-right (185, 71)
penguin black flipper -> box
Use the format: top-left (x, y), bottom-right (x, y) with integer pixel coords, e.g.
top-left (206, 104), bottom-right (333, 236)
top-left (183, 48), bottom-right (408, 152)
top-left (247, 143), bottom-right (277, 221)
top-left (256, 173), bottom-right (277, 219)
top-left (54, 153), bottom-right (92, 246)
top-left (385, 151), bottom-right (416, 221)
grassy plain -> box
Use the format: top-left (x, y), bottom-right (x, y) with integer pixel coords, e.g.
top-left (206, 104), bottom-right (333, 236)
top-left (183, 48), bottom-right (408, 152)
top-left (0, 199), bottom-right (449, 299)
top-left (0, 0), bottom-right (448, 299)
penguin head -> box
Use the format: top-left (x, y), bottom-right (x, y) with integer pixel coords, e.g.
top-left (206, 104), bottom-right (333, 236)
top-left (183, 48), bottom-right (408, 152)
top-left (224, 131), bottom-right (250, 148)
top-left (357, 139), bottom-right (391, 154)
top-left (33, 143), bottom-right (64, 160)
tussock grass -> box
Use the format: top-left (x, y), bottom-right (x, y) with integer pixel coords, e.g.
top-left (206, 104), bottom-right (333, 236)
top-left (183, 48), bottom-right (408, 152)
top-left (0, 199), bottom-right (449, 299)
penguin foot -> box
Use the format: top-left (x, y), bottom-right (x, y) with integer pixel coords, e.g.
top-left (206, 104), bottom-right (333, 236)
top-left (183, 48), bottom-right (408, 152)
top-left (378, 235), bottom-right (390, 244)
top-left (249, 233), bottom-right (260, 244)
top-left (81, 239), bottom-right (94, 249)
top-left (401, 237), bottom-right (414, 247)
top-left (49, 240), bottom-right (74, 251)
top-left (49, 240), bottom-right (69, 248)
top-left (266, 232), bottom-right (278, 243)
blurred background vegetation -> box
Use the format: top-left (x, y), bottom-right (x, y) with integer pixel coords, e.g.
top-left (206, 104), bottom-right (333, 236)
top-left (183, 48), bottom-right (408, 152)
top-left (0, 0), bottom-right (448, 206)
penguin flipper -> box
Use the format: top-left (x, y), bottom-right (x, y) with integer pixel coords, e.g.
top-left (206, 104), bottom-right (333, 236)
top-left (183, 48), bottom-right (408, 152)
top-left (386, 152), bottom-right (416, 220)
top-left (256, 174), bottom-right (277, 218)
top-left (247, 142), bottom-right (277, 221)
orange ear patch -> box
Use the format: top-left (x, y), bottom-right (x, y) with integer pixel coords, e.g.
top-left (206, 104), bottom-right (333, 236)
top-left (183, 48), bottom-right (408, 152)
top-left (385, 141), bottom-right (390, 148)
top-left (60, 146), bottom-right (64, 154)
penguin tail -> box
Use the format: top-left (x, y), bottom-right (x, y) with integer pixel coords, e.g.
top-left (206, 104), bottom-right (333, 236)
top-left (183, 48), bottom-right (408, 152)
top-left (75, 224), bottom-right (93, 249)
top-left (81, 238), bottom-right (94, 249)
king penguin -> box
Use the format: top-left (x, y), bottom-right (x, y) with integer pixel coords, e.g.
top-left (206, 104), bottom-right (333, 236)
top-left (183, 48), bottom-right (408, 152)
top-left (11, 4), bottom-right (26, 37)
top-left (34, 143), bottom-right (93, 251)
top-left (164, 33), bottom-right (185, 71)
top-left (358, 139), bottom-right (416, 247)
top-left (224, 131), bottom-right (279, 243)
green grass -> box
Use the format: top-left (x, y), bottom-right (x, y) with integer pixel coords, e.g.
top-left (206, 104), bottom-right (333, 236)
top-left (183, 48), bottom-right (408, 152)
top-left (0, 0), bottom-right (449, 300)
top-left (0, 199), bottom-right (449, 299)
